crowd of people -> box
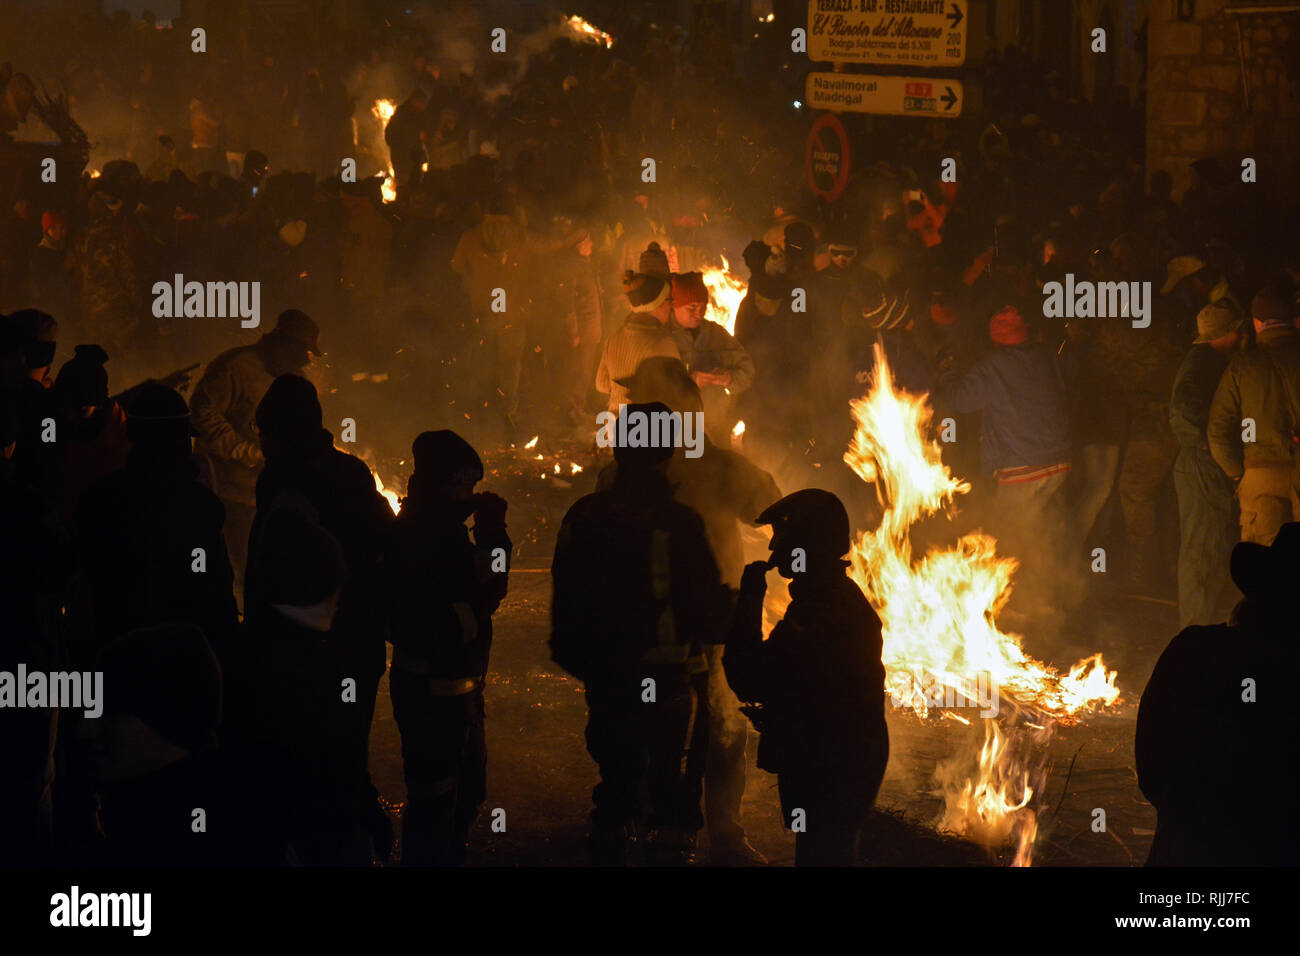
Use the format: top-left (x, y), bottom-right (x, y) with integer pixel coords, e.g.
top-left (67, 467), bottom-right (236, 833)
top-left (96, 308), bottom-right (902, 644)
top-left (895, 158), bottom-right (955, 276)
top-left (2, 5), bottom-right (1298, 868)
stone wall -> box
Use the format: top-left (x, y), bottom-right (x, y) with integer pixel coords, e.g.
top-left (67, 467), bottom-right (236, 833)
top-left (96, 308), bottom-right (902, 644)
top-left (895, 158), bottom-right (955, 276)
top-left (1147, 0), bottom-right (1300, 202)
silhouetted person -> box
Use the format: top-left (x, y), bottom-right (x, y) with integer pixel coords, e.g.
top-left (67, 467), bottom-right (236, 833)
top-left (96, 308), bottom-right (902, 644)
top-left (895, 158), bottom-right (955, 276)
top-left (74, 383), bottom-right (238, 663)
top-left (53, 344), bottom-right (128, 520)
top-left (236, 502), bottom-right (372, 865)
top-left (244, 372), bottom-right (395, 859)
top-left (725, 489), bottom-right (889, 867)
top-left (0, 391), bottom-right (61, 864)
top-left (91, 624), bottom-right (236, 866)
top-left (387, 430), bottom-right (510, 866)
top-left (599, 358), bottom-right (781, 865)
top-left (551, 403), bottom-right (730, 865)
top-left (190, 309), bottom-right (322, 596)
top-left (1136, 523), bottom-right (1300, 866)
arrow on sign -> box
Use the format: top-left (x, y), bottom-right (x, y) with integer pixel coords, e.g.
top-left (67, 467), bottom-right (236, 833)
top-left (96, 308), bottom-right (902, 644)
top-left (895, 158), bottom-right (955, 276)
top-left (947, 3), bottom-right (964, 28)
top-left (941, 86), bottom-right (958, 110)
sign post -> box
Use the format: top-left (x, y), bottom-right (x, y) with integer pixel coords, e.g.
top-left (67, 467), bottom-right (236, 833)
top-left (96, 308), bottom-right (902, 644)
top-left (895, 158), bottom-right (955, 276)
top-left (805, 72), bottom-right (963, 118)
top-left (807, 0), bottom-right (967, 67)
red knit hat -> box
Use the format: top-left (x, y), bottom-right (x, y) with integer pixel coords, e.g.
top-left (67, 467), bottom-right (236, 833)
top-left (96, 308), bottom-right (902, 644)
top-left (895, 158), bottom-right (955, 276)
top-left (989, 305), bottom-right (1028, 346)
top-left (671, 272), bottom-right (708, 308)
top-left (41, 210), bottom-right (66, 233)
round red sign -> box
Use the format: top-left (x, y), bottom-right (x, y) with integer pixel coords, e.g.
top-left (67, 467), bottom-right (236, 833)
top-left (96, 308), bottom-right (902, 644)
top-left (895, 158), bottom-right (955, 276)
top-left (805, 114), bottom-right (851, 204)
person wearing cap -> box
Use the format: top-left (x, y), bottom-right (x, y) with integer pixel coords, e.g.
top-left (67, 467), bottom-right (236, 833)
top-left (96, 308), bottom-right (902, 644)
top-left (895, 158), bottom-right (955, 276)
top-left (1169, 301), bottom-right (1245, 627)
top-left (595, 270), bottom-right (681, 416)
top-left (1136, 523), bottom-right (1300, 866)
top-left (938, 304), bottom-right (1072, 573)
top-left (73, 383), bottom-right (238, 662)
top-left (387, 430), bottom-right (510, 865)
top-left (551, 403), bottom-right (730, 865)
top-left (190, 308), bottom-right (323, 594)
top-left (1208, 286), bottom-right (1300, 546)
top-left (667, 271), bottom-right (754, 443)
top-left (598, 358), bottom-right (781, 864)
top-left (552, 226), bottom-right (604, 428)
top-left (724, 489), bottom-right (889, 866)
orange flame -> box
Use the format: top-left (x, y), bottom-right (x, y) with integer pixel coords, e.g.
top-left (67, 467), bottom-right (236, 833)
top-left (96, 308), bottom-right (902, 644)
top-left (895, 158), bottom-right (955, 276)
top-left (701, 256), bottom-right (747, 336)
top-left (371, 99), bottom-right (397, 204)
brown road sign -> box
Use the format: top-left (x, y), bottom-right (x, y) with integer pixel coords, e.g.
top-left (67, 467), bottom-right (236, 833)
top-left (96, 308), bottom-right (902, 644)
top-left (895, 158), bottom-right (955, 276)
top-left (808, 0), bottom-right (967, 67)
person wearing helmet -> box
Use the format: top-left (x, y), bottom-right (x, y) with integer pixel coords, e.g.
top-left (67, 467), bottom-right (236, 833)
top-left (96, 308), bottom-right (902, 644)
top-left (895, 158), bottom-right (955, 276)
top-left (387, 429), bottom-right (511, 866)
top-left (724, 488), bottom-right (889, 866)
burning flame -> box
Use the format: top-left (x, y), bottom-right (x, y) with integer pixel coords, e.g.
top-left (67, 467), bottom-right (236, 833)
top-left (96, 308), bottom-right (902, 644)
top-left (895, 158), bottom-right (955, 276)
top-left (372, 470), bottom-right (401, 515)
top-left (832, 343), bottom-right (1119, 863)
top-left (702, 256), bottom-right (747, 336)
top-left (565, 14), bottom-right (614, 49)
top-left (523, 436), bottom-right (539, 449)
top-left (732, 420), bottom-right (746, 438)
top-left (371, 99), bottom-right (397, 203)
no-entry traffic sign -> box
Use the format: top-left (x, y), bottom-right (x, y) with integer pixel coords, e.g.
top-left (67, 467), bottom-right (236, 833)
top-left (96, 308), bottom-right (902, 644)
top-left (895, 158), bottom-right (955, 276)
top-left (805, 114), bottom-right (852, 203)
top-left (807, 0), bottom-right (967, 67)
top-left (806, 72), bottom-right (963, 118)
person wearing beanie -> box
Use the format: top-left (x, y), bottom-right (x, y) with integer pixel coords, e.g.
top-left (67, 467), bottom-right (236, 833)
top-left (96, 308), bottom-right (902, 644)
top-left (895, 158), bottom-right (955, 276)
top-left (1208, 285), bottom-right (1300, 546)
top-left (387, 429), bottom-right (510, 865)
top-left (595, 271), bottom-right (681, 416)
top-left (639, 241), bottom-right (671, 279)
top-left (242, 372), bottom-right (396, 860)
top-left (553, 225), bottom-right (604, 428)
top-left (191, 308), bottom-right (323, 593)
top-left (551, 402), bottom-right (730, 865)
top-left (667, 271), bottom-right (755, 443)
top-left (1169, 301), bottom-right (1244, 628)
top-left (937, 303), bottom-right (1072, 578)
top-left (73, 382), bottom-right (238, 667)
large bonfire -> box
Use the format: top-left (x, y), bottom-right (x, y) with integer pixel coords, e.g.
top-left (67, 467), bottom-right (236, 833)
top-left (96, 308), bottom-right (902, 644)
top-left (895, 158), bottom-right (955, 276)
top-left (844, 343), bottom-right (1120, 865)
top-left (705, 258), bottom-right (1120, 865)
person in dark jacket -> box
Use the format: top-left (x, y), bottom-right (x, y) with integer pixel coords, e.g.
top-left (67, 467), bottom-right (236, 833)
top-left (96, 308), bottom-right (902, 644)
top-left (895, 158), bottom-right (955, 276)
top-left (387, 430), bottom-right (510, 866)
top-left (551, 403), bottom-right (731, 865)
top-left (725, 489), bottom-right (889, 866)
top-left (244, 372), bottom-right (395, 858)
top-left (1135, 523), bottom-right (1300, 866)
top-left (74, 384), bottom-right (239, 665)
top-left (937, 305), bottom-right (1072, 564)
top-left (235, 501), bottom-right (372, 865)
top-left (91, 623), bottom-right (252, 866)
top-left (600, 359), bottom-right (782, 865)
top-left (1169, 302), bottom-right (1243, 627)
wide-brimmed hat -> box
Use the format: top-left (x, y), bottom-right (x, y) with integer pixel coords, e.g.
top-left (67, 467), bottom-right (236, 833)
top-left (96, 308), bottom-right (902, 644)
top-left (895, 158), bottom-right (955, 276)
top-left (1230, 522), bottom-right (1300, 598)
top-left (1193, 301), bottom-right (1243, 344)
